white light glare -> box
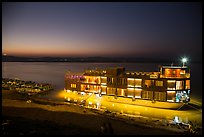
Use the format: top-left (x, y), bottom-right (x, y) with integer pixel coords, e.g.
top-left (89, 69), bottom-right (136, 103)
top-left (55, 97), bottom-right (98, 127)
top-left (181, 57), bottom-right (188, 67)
top-left (182, 58), bottom-right (187, 63)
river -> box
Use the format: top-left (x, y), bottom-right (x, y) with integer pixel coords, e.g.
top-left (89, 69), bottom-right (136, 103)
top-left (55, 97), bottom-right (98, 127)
top-left (2, 62), bottom-right (202, 127)
top-left (2, 62), bottom-right (202, 101)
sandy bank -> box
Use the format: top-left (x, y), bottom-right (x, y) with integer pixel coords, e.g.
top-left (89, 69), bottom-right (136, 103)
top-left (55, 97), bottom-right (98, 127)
top-left (2, 90), bottom-right (201, 135)
top-left (3, 99), bottom-right (189, 135)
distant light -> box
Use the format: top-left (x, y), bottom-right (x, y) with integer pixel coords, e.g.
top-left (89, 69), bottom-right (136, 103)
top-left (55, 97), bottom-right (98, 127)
top-left (181, 57), bottom-right (188, 67)
top-left (182, 57), bottom-right (187, 63)
top-left (3, 53), bottom-right (7, 56)
top-left (89, 101), bottom-right (92, 105)
top-left (81, 92), bottom-right (85, 95)
top-left (173, 116), bottom-right (181, 124)
top-left (96, 93), bottom-right (101, 98)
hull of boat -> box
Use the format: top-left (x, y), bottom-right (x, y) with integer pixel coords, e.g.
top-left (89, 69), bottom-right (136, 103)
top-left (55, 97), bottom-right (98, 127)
top-left (64, 90), bottom-right (185, 110)
top-left (101, 95), bottom-right (184, 109)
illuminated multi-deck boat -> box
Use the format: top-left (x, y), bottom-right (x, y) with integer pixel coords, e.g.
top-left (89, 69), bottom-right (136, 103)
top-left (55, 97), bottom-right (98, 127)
top-left (64, 62), bottom-right (190, 109)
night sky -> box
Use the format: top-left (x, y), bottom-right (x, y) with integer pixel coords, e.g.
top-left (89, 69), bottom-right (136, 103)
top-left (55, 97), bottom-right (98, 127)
top-left (2, 2), bottom-right (202, 61)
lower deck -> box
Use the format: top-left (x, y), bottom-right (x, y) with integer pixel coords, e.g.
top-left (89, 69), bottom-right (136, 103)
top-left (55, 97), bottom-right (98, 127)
top-left (64, 89), bottom-right (187, 110)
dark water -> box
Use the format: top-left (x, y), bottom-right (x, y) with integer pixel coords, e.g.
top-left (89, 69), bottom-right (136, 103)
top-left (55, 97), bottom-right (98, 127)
top-left (2, 62), bottom-right (202, 101)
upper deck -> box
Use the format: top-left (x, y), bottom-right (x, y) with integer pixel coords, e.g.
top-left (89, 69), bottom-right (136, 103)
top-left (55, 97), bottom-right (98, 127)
top-left (159, 66), bottom-right (190, 79)
top-left (65, 65), bottom-right (190, 80)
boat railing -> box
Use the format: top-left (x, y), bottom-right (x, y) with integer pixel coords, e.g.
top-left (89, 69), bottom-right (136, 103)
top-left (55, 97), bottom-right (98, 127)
top-left (126, 71), bottom-right (159, 76)
top-left (84, 69), bottom-right (106, 75)
top-left (160, 73), bottom-right (190, 78)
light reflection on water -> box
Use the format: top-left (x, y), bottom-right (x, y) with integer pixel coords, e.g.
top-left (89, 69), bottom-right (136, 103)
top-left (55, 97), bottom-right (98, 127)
top-left (2, 62), bottom-right (202, 100)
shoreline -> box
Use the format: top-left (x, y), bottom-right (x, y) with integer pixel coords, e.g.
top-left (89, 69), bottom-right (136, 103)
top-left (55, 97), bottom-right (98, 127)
top-left (2, 90), bottom-right (202, 135)
top-left (2, 100), bottom-right (187, 135)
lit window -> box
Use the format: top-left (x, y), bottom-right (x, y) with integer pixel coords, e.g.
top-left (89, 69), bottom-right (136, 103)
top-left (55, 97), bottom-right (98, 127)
top-left (81, 84), bottom-right (86, 91)
top-left (142, 91), bottom-right (153, 99)
top-left (127, 78), bottom-right (134, 87)
top-left (135, 79), bottom-right (142, 87)
top-left (180, 70), bottom-right (186, 75)
top-left (101, 77), bottom-right (107, 85)
top-left (185, 80), bottom-right (190, 89)
top-left (154, 92), bottom-right (166, 101)
top-left (135, 88), bottom-right (142, 98)
top-left (176, 81), bottom-right (183, 90)
top-left (127, 88), bottom-right (134, 97)
top-left (101, 86), bottom-right (107, 94)
top-left (71, 84), bottom-right (76, 88)
top-left (167, 80), bottom-right (176, 90)
top-left (117, 88), bottom-right (125, 96)
top-left (145, 80), bottom-right (153, 88)
top-left (167, 91), bottom-right (176, 102)
top-left (107, 87), bottom-right (116, 95)
top-left (155, 81), bottom-right (163, 86)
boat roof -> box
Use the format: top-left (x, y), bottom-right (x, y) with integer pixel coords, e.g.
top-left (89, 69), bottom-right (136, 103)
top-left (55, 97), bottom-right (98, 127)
top-left (161, 66), bottom-right (188, 69)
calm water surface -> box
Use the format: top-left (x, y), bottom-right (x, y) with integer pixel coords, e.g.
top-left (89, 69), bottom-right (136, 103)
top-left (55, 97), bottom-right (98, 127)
top-left (2, 62), bottom-right (202, 101)
top-left (2, 62), bottom-right (202, 127)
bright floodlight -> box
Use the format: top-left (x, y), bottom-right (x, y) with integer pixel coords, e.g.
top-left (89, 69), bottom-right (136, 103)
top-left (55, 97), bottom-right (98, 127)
top-left (182, 57), bottom-right (187, 67)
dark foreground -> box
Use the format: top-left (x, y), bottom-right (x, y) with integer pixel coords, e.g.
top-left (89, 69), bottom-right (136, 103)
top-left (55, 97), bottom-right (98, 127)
top-left (2, 115), bottom-right (95, 135)
top-left (2, 106), bottom-right (187, 135)
top-left (2, 90), bottom-right (202, 135)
